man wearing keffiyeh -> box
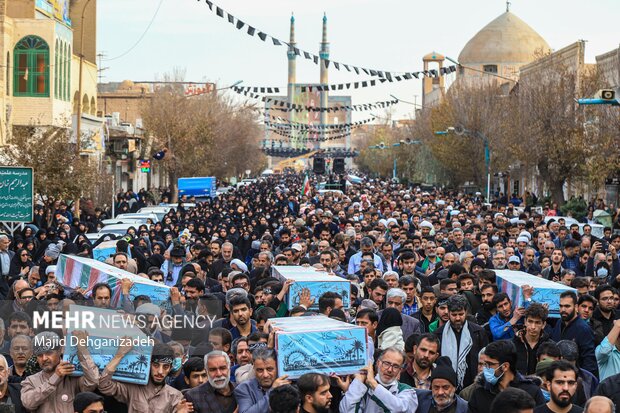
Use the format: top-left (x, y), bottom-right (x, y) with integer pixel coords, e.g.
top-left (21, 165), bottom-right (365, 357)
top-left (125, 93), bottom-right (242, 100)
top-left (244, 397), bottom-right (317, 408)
top-left (436, 295), bottom-right (489, 391)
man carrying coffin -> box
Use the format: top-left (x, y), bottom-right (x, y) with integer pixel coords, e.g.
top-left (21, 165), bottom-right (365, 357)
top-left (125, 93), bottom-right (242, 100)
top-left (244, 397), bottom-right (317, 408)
top-left (99, 340), bottom-right (191, 413)
top-left (21, 331), bottom-right (99, 413)
top-left (340, 346), bottom-right (418, 413)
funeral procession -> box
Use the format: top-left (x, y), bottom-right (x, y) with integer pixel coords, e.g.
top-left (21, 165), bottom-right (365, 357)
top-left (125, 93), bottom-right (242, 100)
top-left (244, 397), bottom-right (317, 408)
top-left (0, 0), bottom-right (619, 412)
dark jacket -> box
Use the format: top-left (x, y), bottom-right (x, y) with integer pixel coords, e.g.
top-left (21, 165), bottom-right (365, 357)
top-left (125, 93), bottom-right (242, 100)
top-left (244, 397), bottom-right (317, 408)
top-left (5, 381), bottom-right (25, 413)
top-left (436, 321), bottom-right (488, 390)
top-left (414, 389), bottom-right (468, 413)
top-left (550, 315), bottom-right (598, 376)
top-left (412, 310), bottom-right (436, 333)
top-left (184, 381), bottom-right (237, 413)
top-left (513, 332), bottom-right (554, 375)
top-left (468, 373), bottom-right (545, 413)
top-left (589, 308), bottom-right (620, 345)
top-left (595, 372), bottom-right (620, 408)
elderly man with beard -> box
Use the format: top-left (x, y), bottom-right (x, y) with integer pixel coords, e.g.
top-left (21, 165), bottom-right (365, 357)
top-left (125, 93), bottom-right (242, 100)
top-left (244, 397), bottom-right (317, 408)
top-left (340, 346), bottom-right (418, 413)
top-left (414, 356), bottom-right (469, 413)
top-left (21, 331), bottom-right (99, 413)
top-left (99, 341), bottom-right (190, 413)
top-left (0, 354), bottom-right (25, 412)
top-left (298, 373), bottom-right (332, 413)
top-left (184, 351), bottom-right (237, 413)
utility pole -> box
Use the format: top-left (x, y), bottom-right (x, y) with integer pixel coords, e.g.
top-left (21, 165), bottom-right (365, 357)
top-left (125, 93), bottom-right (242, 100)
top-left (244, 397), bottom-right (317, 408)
top-left (74, 0), bottom-right (92, 220)
top-left (97, 52), bottom-right (109, 87)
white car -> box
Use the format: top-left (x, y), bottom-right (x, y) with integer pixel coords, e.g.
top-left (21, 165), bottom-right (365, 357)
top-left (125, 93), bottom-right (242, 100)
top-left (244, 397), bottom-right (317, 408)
top-left (543, 216), bottom-right (580, 227)
top-left (96, 223), bottom-right (139, 237)
top-left (137, 207), bottom-right (174, 221)
top-left (102, 213), bottom-right (159, 225)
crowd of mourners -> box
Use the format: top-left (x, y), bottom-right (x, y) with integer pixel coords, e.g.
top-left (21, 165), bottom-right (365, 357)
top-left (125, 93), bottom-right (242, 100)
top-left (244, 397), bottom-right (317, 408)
top-left (0, 173), bottom-right (619, 413)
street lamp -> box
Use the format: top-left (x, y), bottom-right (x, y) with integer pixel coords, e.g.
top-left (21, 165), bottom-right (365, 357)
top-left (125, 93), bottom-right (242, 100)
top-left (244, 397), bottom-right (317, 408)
top-left (435, 126), bottom-right (491, 201)
top-left (368, 139), bottom-right (421, 180)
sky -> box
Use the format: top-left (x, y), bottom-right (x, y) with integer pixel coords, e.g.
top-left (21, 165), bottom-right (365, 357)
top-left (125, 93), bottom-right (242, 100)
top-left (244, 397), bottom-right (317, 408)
top-left (97, 0), bottom-right (620, 120)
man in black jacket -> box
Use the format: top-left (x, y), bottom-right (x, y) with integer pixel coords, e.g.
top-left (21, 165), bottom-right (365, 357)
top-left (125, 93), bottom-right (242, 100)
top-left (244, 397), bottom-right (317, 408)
top-left (590, 285), bottom-right (620, 345)
top-left (513, 303), bottom-right (553, 375)
top-left (595, 372), bottom-right (620, 408)
top-left (468, 340), bottom-right (545, 413)
top-left (436, 295), bottom-right (488, 391)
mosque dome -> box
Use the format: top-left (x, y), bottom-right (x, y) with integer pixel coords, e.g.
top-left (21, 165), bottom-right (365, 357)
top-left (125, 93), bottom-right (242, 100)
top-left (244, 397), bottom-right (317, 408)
top-left (458, 11), bottom-right (550, 65)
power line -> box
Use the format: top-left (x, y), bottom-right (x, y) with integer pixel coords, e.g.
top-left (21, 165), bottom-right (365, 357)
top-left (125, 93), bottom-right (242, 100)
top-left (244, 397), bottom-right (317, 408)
top-left (103, 0), bottom-right (166, 61)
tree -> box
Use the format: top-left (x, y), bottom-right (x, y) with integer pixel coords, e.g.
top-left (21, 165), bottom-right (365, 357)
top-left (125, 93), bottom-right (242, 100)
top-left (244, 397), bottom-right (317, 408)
top-left (507, 53), bottom-right (613, 204)
top-left (141, 74), bottom-right (265, 202)
top-left (4, 125), bottom-right (100, 201)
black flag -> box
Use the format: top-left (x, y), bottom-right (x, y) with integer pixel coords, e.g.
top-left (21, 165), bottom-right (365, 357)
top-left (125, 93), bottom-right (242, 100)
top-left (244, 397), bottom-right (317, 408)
top-left (272, 37), bottom-right (281, 46)
top-left (216, 7), bottom-right (224, 17)
top-left (258, 32), bottom-right (267, 41)
top-left (247, 26), bottom-right (255, 36)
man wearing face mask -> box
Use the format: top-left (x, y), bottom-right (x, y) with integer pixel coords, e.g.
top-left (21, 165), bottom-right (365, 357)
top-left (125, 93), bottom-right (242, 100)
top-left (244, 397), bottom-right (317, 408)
top-left (100, 341), bottom-right (188, 413)
top-left (184, 351), bottom-right (237, 413)
top-left (414, 356), bottom-right (469, 413)
top-left (340, 346), bottom-right (418, 413)
top-left (468, 340), bottom-right (545, 413)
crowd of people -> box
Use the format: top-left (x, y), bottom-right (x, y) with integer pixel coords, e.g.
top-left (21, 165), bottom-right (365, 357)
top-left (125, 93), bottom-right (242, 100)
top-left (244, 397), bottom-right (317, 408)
top-left (0, 173), bottom-right (619, 413)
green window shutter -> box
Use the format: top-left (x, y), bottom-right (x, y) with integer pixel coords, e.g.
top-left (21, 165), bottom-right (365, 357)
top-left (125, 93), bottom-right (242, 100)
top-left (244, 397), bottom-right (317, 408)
top-left (13, 35), bottom-right (50, 97)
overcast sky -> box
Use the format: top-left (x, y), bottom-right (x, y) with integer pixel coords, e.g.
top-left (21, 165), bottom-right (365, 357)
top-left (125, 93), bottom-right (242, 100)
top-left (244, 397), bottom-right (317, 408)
top-left (98, 0), bottom-right (620, 120)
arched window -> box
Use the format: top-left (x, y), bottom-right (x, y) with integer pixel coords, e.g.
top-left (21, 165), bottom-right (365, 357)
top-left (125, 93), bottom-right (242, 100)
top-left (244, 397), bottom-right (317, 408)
top-left (59, 42), bottom-right (67, 100)
top-left (13, 35), bottom-right (49, 97)
top-left (90, 96), bottom-right (96, 115)
top-left (66, 45), bottom-right (71, 102)
top-left (73, 91), bottom-right (79, 113)
top-left (6, 52), bottom-right (10, 96)
top-left (54, 39), bottom-right (59, 99)
top-left (82, 94), bottom-right (89, 114)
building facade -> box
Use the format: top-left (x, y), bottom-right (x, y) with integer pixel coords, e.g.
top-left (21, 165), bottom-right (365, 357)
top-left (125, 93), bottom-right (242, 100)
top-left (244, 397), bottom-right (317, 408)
top-left (0, 0), bottom-right (102, 157)
top-left (265, 14), bottom-right (352, 169)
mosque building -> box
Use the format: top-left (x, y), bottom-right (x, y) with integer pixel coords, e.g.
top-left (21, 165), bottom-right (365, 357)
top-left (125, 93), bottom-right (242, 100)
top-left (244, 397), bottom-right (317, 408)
top-left (265, 14), bottom-right (352, 154)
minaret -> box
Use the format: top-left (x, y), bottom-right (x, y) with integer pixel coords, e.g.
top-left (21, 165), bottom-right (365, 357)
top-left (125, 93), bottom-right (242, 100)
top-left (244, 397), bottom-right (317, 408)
top-left (318, 13), bottom-right (329, 150)
top-left (287, 14), bottom-right (296, 147)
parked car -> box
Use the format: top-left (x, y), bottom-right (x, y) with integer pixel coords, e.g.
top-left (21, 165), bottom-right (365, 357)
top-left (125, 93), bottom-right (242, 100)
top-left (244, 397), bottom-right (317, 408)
top-left (96, 223), bottom-right (138, 237)
top-left (543, 216), bottom-right (580, 227)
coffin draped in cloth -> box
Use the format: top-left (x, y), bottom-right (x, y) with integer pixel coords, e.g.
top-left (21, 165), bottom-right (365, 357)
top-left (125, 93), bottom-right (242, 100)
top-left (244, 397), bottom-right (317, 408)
top-left (273, 265), bottom-right (351, 310)
top-left (271, 316), bottom-right (367, 379)
top-left (495, 270), bottom-right (576, 318)
top-left (62, 304), bottom-right (154, 385)
top-left (56, 254), bottom-right (171, 307)
top-left (93, 240), bottom-right (132, 262)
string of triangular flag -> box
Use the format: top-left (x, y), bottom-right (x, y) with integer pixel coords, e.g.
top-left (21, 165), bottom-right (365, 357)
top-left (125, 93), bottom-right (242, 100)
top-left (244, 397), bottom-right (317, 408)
top-left (237, 88), bottom-right (399, 112)
top-left (267, 127), bottom-right (350, 137)
top-left (196, 0), bottom-right (459, 79)
top-left (269, 128), bottom-right (352, 142)
top-left (232, 67), bottom-right (454, 95)
top-left (264, 116), bottom-right (375, 131)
